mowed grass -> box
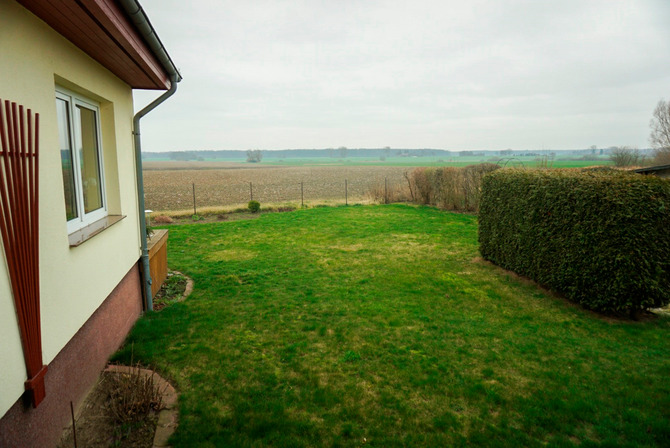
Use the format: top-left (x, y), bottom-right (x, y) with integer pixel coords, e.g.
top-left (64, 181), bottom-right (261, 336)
top-left (114, 205), bottom-right (669, 447)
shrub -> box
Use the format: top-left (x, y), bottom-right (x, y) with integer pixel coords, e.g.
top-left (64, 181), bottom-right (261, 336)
top-left (106, 365), bottom-right (163, 423)
top-left (153, 215), bottom-right (174, 224)
top-left (367, 178), bottom-right (413, 204)
top-left (408, 164), bottom-right (500, 212)
top-left (653, 147), bottom-right (670, 165)
top-left (248, 200), bottom-right (261, 213)
top-left (479, 168), bottom-right (670, 315)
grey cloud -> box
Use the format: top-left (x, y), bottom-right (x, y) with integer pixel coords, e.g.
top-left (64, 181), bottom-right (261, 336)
top-left (134, 0), bottom-right (670, 151)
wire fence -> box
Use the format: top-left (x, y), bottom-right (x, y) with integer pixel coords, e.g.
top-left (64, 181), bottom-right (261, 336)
top-left (144, 176), bottom-right (411, 214)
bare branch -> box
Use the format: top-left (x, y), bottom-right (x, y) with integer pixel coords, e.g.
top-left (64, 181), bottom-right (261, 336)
top-left (649, 99), bottom-right (670, 164)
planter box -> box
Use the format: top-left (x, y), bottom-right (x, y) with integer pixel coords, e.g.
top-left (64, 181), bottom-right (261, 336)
top-left (147, 229), bottom-right (169, 298)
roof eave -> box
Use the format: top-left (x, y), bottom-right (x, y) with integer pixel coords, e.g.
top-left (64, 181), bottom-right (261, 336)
top-left (118, 0), bottom-right (182, 87)
top-left (17, 0), bottom-right (178, 90)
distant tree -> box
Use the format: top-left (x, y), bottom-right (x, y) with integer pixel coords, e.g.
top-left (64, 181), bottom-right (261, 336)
top-left (649, 99), bottom-right (670, 165)
top-left (589, 145), bottom-right (597, 154)
top-left (610, 146), bottom-right (643, 167)
top-left (170, 151), bottom-right (196, 161)
top-left (246, 149), bottom-right (263, 163)
top-left (338, 146), bottom-right (348, 159)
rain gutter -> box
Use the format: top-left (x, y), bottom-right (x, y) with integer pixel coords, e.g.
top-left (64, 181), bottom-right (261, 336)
top-left (119, 0), bottom-right (182, 311)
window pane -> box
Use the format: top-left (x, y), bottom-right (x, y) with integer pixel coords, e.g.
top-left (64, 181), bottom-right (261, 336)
top-left (56, 98), bottom-right (78, 221)
top-left (77, 105), bottom-right (103, 214)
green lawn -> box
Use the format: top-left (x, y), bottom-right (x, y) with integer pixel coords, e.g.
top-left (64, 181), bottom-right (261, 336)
top-left (115, 205), bottom-right (669, 447)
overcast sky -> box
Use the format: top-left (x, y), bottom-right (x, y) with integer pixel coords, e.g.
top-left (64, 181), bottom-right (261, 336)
top-left (133, 0), bottom-right (670, 152)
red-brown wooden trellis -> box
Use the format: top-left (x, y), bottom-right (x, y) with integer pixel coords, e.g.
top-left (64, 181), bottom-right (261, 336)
top-left (0, 99), bottom-right (46, 408)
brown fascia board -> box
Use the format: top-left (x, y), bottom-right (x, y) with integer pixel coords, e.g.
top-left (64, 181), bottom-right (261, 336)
top-left (17, 0), bottom-right (171, 90)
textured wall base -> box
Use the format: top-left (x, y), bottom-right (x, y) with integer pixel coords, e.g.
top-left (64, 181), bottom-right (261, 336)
top-left (0, 263), bottom-right (143, 448)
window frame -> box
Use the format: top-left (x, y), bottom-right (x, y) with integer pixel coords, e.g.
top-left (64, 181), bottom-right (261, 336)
top-left (55, 87), bottom-right (108, 234)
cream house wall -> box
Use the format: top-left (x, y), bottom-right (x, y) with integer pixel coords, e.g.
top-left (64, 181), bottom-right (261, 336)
top-left (0, 0), bottom-right (142, 417)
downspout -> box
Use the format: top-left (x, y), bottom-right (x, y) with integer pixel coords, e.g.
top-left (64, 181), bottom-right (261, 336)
top-left (133, 76), bottom-right (178, 311)
top-left (120, 0), bottom-right (182, 311)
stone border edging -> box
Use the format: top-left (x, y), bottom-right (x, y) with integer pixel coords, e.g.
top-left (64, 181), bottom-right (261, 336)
top-left (172, 270), bottom-right (194, 302)
top-left (159, 270), bottom-right (193, 307)
top-left (105, 365), bottom-right (178, 448)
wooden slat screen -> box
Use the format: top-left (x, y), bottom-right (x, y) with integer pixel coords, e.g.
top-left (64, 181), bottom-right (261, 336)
top-left (0, 99), bottom-right (46, 408)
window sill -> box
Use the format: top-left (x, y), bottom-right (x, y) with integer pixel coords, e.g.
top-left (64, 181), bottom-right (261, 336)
top-left (69, 215), bottom-right (125, 247)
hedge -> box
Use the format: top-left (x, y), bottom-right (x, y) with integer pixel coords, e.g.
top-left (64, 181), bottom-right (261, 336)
top-left (479, 168), bottom-right (670, 315)
top-left (410, 164), bottom-right (500, 212)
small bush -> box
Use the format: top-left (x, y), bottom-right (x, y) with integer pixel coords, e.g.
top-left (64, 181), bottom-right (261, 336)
top-left (479, 168), bottom-right (670, 315)
top-left (248, 200), bottom-right (261, 213)
top-left (153, 215), bottom-right (174, 224)
top-left (106, 366), bottom-right (163, 423)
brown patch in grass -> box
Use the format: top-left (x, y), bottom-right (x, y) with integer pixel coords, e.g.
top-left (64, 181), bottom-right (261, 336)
top-left (330, 243), bottom-right (364, 252)
top-left (206, 249), bottom-right (256, 262)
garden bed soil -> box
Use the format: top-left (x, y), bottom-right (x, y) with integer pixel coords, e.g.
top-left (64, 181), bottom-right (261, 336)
top-left (152, 271), bottom-right (189, 311)
top-left (58, 371), bottom-right (159, 448)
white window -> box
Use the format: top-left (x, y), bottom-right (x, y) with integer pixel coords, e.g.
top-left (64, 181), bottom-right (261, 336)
top-left (55, 88), bottom-right (107, 234)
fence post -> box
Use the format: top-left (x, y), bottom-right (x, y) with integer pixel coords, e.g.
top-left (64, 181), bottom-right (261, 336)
top-left (345, 179), bottom-right (348, 206)
top-left (192, 182), bottom-right (197, 215)
top-left (249, 182), bottom-right (253, 201)
top-left (301, 182), bottom-right (304, 208)
top-left (385, 177), bottom-right (388, 204)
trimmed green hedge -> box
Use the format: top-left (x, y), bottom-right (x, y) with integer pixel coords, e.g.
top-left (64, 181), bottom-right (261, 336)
top-left (479, 168), bottom-right (670, 314)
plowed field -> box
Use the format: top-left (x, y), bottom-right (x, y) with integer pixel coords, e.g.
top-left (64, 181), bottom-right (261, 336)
top-left (143, 162), bottom-right (410, 212)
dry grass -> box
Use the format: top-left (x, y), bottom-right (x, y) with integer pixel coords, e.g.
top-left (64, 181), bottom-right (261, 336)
top-left (148, 199), bottom-right (373, 219)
